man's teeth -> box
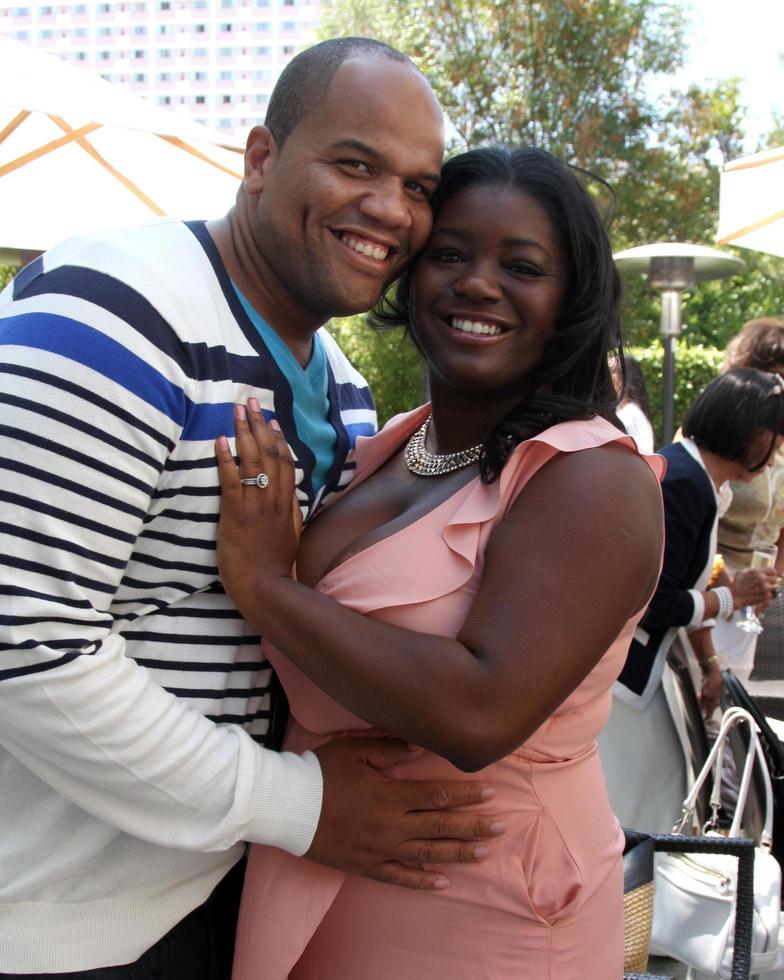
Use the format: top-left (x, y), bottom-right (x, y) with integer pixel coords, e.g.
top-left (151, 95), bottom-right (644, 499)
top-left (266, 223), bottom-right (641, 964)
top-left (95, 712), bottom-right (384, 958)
top-left (341, 234), bottom-right (388, 261)
top-left (450, 317), bottom-right (503, 336)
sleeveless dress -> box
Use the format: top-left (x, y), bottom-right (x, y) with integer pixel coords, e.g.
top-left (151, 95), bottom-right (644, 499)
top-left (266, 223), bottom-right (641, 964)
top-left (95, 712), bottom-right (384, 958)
top-left (232, 407), bottom-right (665, 980)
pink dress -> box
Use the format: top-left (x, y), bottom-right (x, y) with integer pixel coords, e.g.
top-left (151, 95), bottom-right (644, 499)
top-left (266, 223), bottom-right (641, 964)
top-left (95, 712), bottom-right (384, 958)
top-left (232, 407), bottom-right (665, 980)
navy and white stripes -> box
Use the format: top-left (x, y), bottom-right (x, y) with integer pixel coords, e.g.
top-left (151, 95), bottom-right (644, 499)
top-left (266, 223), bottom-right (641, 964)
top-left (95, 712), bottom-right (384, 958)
top-left (0, 218), bottom-right (375, 970)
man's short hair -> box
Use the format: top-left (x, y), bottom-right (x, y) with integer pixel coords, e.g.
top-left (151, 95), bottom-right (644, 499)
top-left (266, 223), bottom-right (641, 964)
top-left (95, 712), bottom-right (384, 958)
top-left (264, 37), bottom-right (415, 148)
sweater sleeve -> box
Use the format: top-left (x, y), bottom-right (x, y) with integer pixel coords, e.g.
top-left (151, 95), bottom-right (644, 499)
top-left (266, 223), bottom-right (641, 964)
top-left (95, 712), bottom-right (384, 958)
top-left (643, 467), bottom-right (713, 630)
top-left (0, 260), bottom-right (322, 856)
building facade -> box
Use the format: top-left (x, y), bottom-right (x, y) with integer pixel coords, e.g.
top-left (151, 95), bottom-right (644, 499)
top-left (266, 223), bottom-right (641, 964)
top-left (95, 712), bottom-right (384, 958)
top-left (0, 0), bottom-right (319, 137)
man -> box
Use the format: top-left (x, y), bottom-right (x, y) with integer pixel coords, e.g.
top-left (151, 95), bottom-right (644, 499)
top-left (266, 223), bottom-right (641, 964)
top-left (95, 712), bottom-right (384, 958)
top-left (0, 38), bottom-right (501, 979)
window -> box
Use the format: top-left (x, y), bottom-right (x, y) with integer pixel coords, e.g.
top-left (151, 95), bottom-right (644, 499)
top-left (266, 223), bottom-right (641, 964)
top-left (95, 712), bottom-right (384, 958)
top-left (158, 71), bottom-right (171, 81)
top-left (282, 44), bottom-right (293, 54)
top-left (283, 0), bottom-right (294, 5)
top-left (219, 46), bottom-right (232, 56)
top-left (256, 21), bottom-right (269, 29)
top-left (15, 30), bottom-right (29, 40)
top-left (134, 72), bottom-right (145, 80)
top-left (161, 95), bottom-right (171, 104)
top-left (75, 51), bottom-right (87, 60)
top-left (255, 45), bottom-right (269, 55)
top-left (221, 22), bottom-right (232, 30)
top-left (98, 26), bottom-right (112, 36)
top-left (14, 7), bottom-right (30, 15)
top-left (194, 23), bottom-right (206, 31)
top-left (73, 27), bottom-right (88, 37)
top-left (159, 47), bottom-right (171, 57)
top-left (39, 29), bottom-right (54, 38)
top-left (99, 3), bottom-right (111, 11)
top-left (40, 5), bottom-right (53, 14)
top-left (282, 21), bottom-right (296, 31)
top-left (100, 50), bottom-right (111, 59)
top-left (134, 48), bottom-right (144, 57)
top-left (73, 4), bottom-right (87, 12)
top-left (222, 94), bottom-right (232, 103)
top-left (193, 46), bottom-right (207, 56)
top-left (219, 69), bottom-right (232, 79)
top-left (159, 1), bottom-right (170, 8)
top-left (194, 70), bottom-right (207, 80)
top-left (195, 95), bottom-right (206, 104)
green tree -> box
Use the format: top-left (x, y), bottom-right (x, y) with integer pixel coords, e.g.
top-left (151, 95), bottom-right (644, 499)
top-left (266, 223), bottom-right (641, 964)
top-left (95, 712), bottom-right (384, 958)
top-left (317, 0), bottom-right (784, 420)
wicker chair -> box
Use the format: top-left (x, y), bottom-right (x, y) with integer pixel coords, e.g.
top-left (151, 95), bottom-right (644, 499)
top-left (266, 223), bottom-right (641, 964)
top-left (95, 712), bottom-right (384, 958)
top-left (623, 831), bottom-right (756, 980)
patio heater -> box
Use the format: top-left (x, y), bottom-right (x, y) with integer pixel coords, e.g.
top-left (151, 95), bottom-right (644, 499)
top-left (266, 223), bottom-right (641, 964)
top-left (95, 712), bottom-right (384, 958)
top-left (613, 243), bottom-right (744, 445)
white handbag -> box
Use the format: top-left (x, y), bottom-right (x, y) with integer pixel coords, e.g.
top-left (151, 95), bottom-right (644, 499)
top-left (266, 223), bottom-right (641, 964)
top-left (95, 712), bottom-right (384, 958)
top-left (650, 706), bottom-right (782, 978)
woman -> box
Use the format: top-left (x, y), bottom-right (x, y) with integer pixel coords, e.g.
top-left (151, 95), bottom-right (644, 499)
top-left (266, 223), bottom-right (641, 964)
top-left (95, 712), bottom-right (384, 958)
top-left (609, 352), bottom-right (655, 453)
top-left (216, 146), bottom-right (664, 978)
top-left (714, 317), bottom-right (784, 679)
top-left (598, 369), bottom-right (784, 833)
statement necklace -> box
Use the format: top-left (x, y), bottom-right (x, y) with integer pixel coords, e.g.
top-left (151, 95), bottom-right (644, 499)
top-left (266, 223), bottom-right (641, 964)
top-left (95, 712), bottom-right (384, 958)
top-left (404, 415), bottom-right (483, 477)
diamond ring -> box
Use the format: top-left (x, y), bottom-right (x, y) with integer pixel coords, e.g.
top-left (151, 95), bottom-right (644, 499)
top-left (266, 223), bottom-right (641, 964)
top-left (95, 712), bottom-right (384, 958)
top-left (239, 473), bottom-right (270, 489)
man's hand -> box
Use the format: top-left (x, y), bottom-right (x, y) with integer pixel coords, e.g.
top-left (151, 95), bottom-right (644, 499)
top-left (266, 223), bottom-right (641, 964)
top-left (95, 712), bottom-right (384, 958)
top-left (307, 738), bottom-right (504, 890)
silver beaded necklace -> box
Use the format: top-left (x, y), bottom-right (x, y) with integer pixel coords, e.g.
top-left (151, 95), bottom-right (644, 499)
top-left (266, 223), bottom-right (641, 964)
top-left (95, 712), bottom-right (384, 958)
top-left (404, 415), bottom-right (483, 477)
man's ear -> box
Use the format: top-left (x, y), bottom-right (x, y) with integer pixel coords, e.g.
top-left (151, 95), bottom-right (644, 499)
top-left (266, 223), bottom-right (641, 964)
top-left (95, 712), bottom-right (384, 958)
top-left (244, 125), bottom-right (278, 196)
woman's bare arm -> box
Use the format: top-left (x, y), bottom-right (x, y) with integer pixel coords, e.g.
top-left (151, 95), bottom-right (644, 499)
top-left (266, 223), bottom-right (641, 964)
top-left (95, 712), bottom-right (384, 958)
top-left (216, 407), bottom-right (663, 771)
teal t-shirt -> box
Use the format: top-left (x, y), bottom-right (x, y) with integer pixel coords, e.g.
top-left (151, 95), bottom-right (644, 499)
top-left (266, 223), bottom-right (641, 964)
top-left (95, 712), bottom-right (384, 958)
top-left (232, 284), bottom-right (337, 495)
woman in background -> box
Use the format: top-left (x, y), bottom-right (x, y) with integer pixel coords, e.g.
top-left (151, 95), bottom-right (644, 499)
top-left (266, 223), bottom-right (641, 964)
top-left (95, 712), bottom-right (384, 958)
top-left (714, 317), bottom-right (784, 679)
top-left (598, 369), bottom-right (783, 832)
top-left (610, 352), bottom-right (655, 453)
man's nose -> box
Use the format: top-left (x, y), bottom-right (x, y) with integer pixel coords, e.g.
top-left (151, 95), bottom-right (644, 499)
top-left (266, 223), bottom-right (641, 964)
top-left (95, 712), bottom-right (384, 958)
top-left (358, 179), bottom-right (413, 229)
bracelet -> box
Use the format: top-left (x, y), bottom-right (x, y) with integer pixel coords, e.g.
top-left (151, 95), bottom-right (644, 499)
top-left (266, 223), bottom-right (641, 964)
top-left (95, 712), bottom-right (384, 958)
top-left (699, 654), bottom-right (720, 670)
top-left (710, 585), bottom-right (734, 620)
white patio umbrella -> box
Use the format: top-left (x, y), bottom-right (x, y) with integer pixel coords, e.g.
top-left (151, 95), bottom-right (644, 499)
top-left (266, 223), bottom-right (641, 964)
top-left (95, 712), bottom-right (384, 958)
top-left (0, 35), bottom-right (245, 262)
top-left (717, 145), bottom-right (784, 259)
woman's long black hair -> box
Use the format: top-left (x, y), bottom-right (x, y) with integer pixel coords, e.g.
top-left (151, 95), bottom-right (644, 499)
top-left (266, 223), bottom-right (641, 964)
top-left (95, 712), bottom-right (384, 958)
top-left (370, 145), bottom-right (623, 483)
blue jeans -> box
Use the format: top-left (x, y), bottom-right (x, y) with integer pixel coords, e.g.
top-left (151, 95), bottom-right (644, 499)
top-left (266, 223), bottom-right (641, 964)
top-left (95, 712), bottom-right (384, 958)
top-left (2, 858), bottom-right (245, 980)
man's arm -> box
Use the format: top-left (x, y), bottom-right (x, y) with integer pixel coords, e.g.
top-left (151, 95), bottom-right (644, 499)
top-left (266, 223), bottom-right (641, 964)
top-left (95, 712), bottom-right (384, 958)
top-left (0, 254), bottom-right (498, 886)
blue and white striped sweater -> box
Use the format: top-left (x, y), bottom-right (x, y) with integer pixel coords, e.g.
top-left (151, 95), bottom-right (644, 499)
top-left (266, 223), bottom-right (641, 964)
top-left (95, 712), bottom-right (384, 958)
top-left (0, 217), bottom-right (376, 971)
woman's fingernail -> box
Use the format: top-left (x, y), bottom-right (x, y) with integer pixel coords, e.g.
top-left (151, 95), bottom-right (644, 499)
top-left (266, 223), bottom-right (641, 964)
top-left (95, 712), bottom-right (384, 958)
top-left (489, 821), bottom-right (506, 835)
top-left (234, 404), bottom-right (246, 420)
top-left (270, 419), bottom-right (281, 432)
top-left (433, 877), bottom-right (450, 890)
top-left (473, 845), bottom-right (489, 859)
top-left (480, 787), bottom-right (496, 801)
top-left (248, 397), bottom-right (261, 413)
top-left (217, 435), bottom-right (229, 450)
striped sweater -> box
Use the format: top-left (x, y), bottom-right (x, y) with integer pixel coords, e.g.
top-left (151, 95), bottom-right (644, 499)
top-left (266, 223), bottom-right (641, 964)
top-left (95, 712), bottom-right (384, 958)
top-left (0, 218), bottom-right (376, 972)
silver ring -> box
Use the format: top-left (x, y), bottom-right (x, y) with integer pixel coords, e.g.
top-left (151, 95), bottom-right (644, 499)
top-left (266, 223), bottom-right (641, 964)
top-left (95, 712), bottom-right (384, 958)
top-left (240, 473), bottom-right (270, 489)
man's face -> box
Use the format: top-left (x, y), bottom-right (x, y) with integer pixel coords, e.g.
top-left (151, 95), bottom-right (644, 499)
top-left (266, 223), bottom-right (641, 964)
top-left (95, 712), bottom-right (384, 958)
top-left (247, 57), bottom-right (445, 324)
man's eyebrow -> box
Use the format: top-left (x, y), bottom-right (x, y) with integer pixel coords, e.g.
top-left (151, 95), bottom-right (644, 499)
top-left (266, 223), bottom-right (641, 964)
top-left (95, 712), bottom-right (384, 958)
top-left (328, 138), bottom-right (440, 186)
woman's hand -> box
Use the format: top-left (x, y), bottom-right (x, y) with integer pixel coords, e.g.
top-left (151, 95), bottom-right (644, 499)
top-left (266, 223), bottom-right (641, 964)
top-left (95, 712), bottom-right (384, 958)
top-left (215, 400), bottom-right (302, 621)
top-left (698, 657), bottom-right (722, 718)
top-left (732, 567), bottom-right (780, 612)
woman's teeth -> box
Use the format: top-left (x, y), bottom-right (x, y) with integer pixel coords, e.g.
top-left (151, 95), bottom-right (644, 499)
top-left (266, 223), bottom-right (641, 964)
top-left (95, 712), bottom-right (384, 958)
top-left (450, 318), bottom-right (503, 336)
top-left (341, 235), bottom-right (389, 261)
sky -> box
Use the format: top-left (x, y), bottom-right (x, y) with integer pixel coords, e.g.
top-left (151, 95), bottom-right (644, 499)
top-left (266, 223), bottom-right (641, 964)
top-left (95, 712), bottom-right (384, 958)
top-left (677, 0), bottom-right (783, 150)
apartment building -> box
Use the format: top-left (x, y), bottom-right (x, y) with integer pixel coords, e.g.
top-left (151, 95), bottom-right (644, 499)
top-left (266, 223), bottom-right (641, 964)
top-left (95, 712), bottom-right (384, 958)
top-left (0, 0), bottom-right (320, 137)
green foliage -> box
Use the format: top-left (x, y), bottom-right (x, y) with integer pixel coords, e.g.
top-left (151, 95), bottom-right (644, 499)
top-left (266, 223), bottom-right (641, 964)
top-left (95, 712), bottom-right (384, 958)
top-left (629, 341), bottom-right (724, 445)
top-left (318, 0), bottom-right (784, 427)
top-left (0, 265), bottom-right (15, 291)
top-left (326, 315), bottom-right (426, 425)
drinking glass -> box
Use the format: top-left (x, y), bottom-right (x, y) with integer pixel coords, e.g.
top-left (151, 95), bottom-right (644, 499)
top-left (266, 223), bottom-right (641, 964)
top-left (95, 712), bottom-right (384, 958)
top-left (736, 543), bottom-right (778, 634)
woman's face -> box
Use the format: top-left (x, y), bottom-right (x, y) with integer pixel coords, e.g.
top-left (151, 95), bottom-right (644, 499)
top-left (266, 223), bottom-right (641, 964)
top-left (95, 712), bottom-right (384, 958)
top-left (409, 182), bottom-right (568, 403)
top-left (733, 429), bottom-right (784, 482)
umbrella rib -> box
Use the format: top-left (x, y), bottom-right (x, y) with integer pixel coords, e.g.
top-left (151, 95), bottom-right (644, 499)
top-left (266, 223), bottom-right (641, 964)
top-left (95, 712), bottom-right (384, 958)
top-left (724, 150), bottom-right (784, 173)
top-left (718, 208), bottom-right (784, 245)
top-left (0, 121), bottom-right (102, 177)
top-left (157, 134), bottom-right (243, 179)
top-left (0, 110), bottom-right (31, 146)
top-left (48, 115), bottom-right (166, 216)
